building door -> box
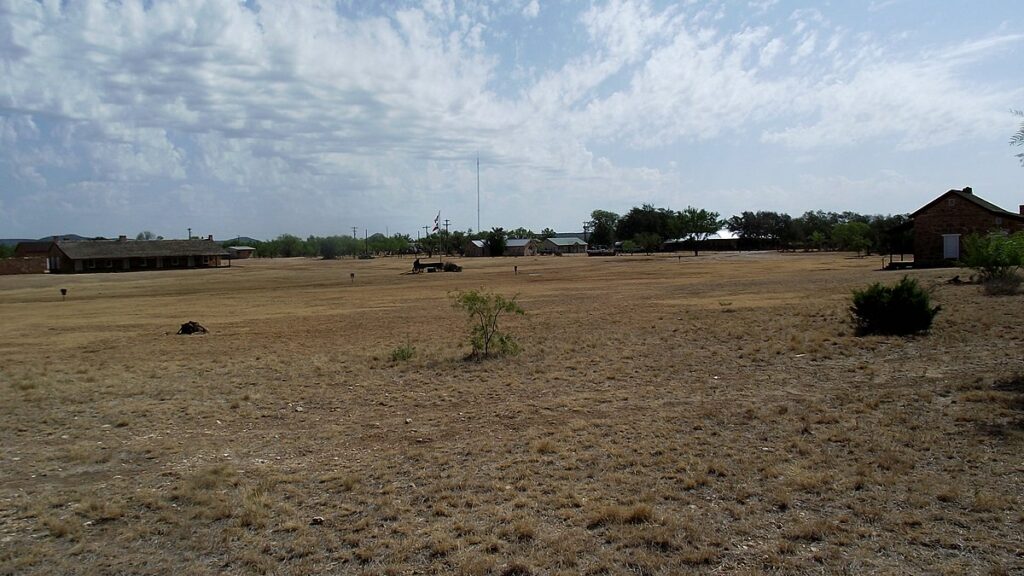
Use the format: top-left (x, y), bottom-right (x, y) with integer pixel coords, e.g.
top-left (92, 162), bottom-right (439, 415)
top-left (942, 234), bottom-right (960, 259)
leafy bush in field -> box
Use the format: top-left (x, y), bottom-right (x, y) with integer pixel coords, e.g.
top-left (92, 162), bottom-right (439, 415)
top-left (390, 343), bottom-right (415, 362)
top-left (850, 276), bottom-right (940, 336)
top-left (450, 289), bottom-right (524, 358)
top-left (961, 232), bottom-right (1024, 295)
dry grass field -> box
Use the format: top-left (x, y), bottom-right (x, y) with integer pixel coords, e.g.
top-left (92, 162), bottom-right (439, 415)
top-left (1, 252), bottom-right (1021, 575)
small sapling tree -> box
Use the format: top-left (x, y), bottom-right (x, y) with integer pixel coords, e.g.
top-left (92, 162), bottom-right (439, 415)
top-left (850, 276), bottom-right (940, 336)
top-left (961, 231), bottom-right (1024, 295)
top-left (451, 289), bottom-right (524, 358)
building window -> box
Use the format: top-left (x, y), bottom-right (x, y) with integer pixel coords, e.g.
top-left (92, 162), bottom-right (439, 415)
top-left (995, 217), bottom-right (1003, 225)
top-left (139, 258), bottom-right (147, 267)
top-left (105, 259), bottom-right (113, 268)
top-left (171, 257), bottom-right (179, 265)
top-left (87, 260), bottom-right (96, 269)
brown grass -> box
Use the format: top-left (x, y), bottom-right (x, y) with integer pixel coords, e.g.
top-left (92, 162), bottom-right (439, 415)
top-left (0, 252), bottom-right (1022, 574)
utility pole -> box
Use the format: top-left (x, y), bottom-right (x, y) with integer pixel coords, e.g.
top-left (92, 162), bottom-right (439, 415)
top-left (351, 227), bottom-right (357, 238)
top-left (187, 227), bottom-right (191, 240)
top-left (443, 219), bottom-right (451, 261)
top-left (364, 229), bottom-right (368, 256)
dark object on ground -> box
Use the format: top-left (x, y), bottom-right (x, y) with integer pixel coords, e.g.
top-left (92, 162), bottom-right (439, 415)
top-left (884, 260), bottom-right (914, 270)
top-left (412, 258), bottom-right (460, 273)
top-left (587, 248), bottom-right (616, 256)
top-left (177, 321), bottom-right (208, 335)
top-left (947, 275), bottom-right (963, 284)
top-left (413, 258), bottom-right (442, 273)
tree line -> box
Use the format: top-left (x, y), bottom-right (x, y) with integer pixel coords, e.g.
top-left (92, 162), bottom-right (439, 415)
top-left (587, 206), bottom-right (912, 255)
top-left (233, 226), bottom-right (572, 259)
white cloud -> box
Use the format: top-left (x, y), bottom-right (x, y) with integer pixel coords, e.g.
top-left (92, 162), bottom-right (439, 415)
top-left (0, 1), bottom-right (1021, 237)
top-left (759, 37), bottom-right (785, 67)
top-left (522, 0), bottom-right (540, 19)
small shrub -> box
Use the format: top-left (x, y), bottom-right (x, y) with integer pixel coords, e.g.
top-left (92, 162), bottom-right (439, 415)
top-left (390, 343), bottom-right (415, 362)
top-left (850, 276), bottom-right (940, 336)
top-left (450, 289), bottom-right (524, 358)
top-left (962, 232), bottom-right (1024, 295)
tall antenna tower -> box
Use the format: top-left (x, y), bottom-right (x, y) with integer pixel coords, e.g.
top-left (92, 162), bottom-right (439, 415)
top-left (476, 154), bottom-right (480, 233)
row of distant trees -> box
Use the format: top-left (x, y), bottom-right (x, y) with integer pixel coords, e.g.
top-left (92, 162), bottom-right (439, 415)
top-left (0, 205), bottom-right (911, 261)
top-left (231, 227), bottom-right (572, 258)
top-left (587, 205), bottom-right (912, 255)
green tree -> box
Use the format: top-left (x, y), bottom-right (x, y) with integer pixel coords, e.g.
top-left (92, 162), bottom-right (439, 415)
top-left (727, 211), bottom-right (796, 250)
top-left (508, 227), bottom-right (534, 239)
top-left (831, 222), bottom-right (873, 255)
top-left (676, 206), bottom-right (723, 256)
top-left (448, 231), bottom-right (467, 255)
top-left (588, 210), bottom-right (620, 247)
top-left (420, 233), bottom-right (441, 257)
top-left (136, 231), bottom-right (156, 240)
top-left (0, 244), bottom-right (13, 259)
top-left (318, 236), bottom-right (345, 259)
top-left (276, 234), bottom-right (307, 257)
top-left (539, 228), bottom-right (556, 240)
top-left (808, 231), bottom-right (827, 251)
top-left (634, 232), bottom-right (662, 254)
top-left (617, 204), bottom-right (676, 242)
top-left (485, 227), bottom-right (507, 257)
top-left (962, 231), bottom-right (1024, 294)
top-left (450, 289), bottom-right (525, 358)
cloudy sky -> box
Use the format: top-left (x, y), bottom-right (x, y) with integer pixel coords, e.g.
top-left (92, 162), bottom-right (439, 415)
top-left (1, 0), bottom-right (1022, 240)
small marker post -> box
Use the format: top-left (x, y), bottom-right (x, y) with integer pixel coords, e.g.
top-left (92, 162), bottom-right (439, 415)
top-left (60, 288), bottom-right (67, 301)
top-left (350, 272), bottom-right (355, 284)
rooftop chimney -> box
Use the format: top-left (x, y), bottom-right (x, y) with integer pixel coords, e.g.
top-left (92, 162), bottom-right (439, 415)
top-left (118, 235), bottom-right (127, 241)
top-left (962, 186), bottom-right (972, 195)
top-left (207, 234), bottom-right (213, 241)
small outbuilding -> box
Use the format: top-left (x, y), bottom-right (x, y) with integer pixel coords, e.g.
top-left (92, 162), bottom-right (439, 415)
top-left (905, 187), bottom-right (1024, 266)
top-left (464, 239), bottom-right (490, 257)
top-left (227, 246), bottom-right (256, 259)
top-left (541, 236), bottom-right (588, 254)
top-left (505, 238), bottom-right (539, 257)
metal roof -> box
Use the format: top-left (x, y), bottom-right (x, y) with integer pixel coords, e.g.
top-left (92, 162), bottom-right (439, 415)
top-left (544, 236), bottom-right (587, 246)
top-left (56, 239), bottom-right (229, 259)
top-left (506, 238), bottom-right (537, 247)
top-left (911, 189), bottom-right (1024, 221)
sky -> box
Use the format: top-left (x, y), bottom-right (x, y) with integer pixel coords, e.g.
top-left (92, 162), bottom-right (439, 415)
top-left (1, 0), bottom-right (1022, 240)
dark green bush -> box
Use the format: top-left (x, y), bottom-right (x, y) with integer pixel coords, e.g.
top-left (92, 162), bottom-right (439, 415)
top-left (850, 276), bottom-right (940, 336)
